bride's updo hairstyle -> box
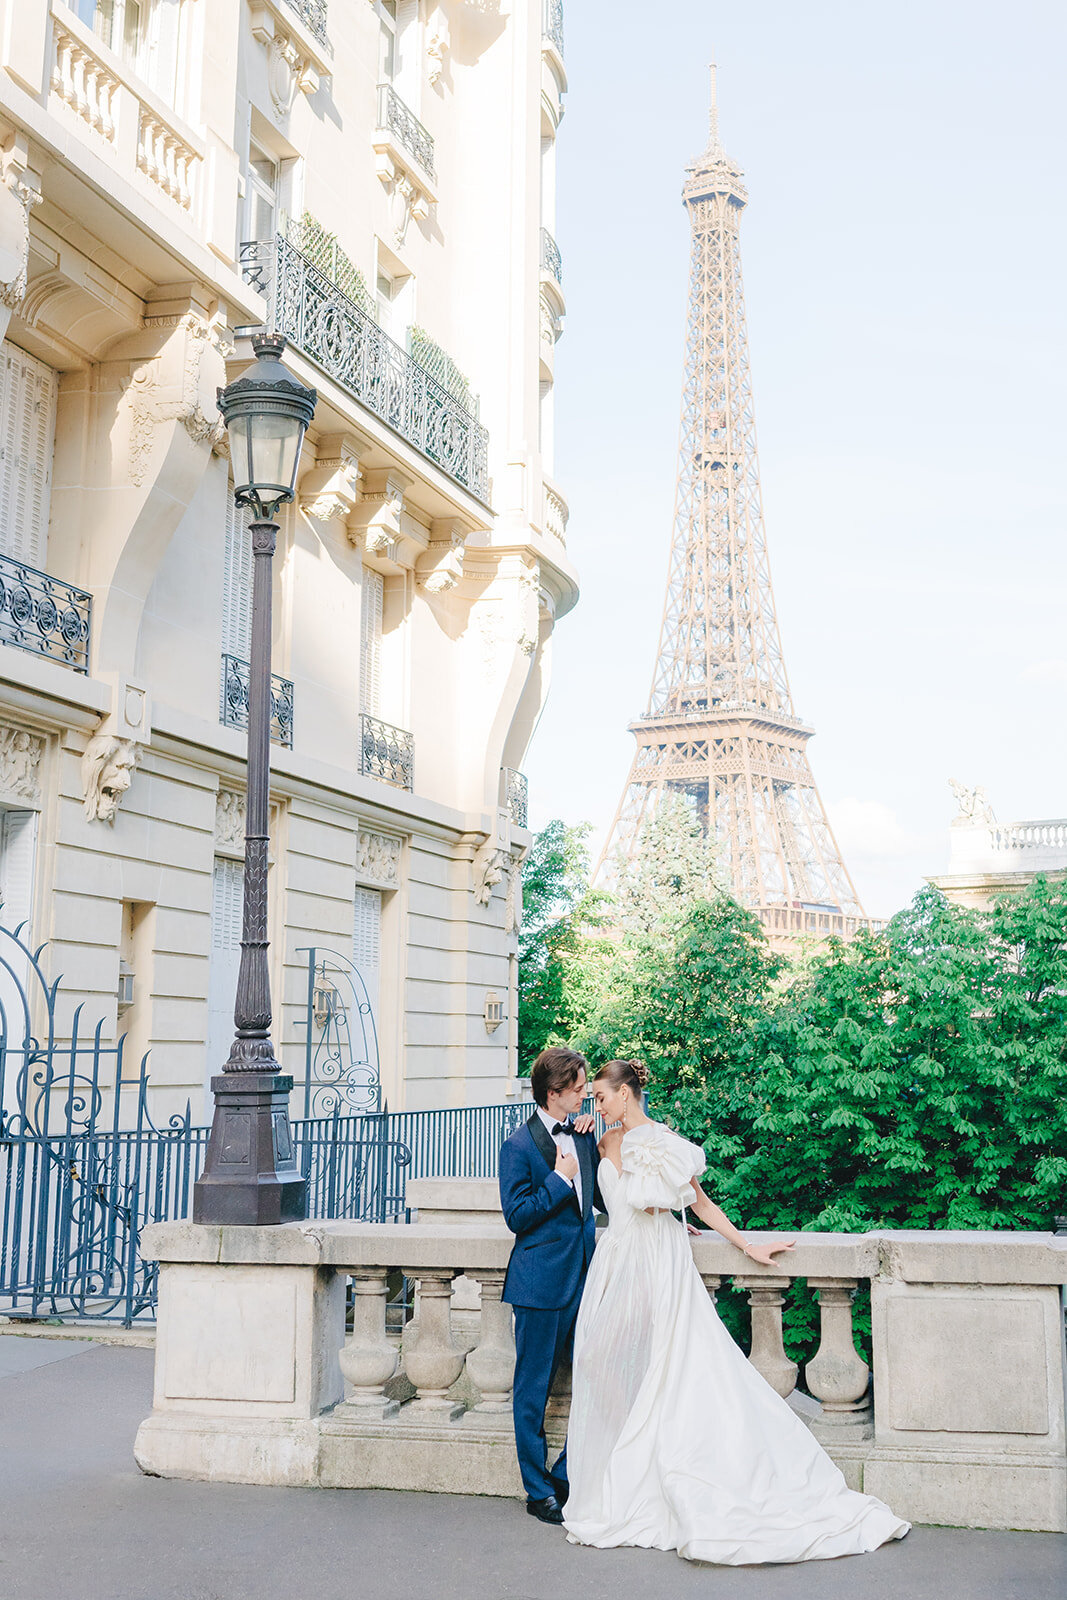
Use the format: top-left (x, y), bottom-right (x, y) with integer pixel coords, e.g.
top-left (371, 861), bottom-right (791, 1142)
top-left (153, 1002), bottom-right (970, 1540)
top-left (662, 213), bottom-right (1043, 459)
top-left (593, 1059), bottom-right (650, 1095)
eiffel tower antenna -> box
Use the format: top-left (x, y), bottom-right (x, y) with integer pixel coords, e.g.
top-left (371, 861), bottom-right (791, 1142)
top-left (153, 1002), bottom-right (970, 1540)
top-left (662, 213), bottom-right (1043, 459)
top-left (596, 67), bottom-right (868, 946)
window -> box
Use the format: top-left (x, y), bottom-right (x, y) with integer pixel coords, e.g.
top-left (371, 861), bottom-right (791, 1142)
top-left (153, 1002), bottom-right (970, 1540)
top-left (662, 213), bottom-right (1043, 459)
top-left (245, 142), bottom-right (280, 243)
top-left (0, 343), bottom-right (57, 568)
top-left (72, 0), bottom-right (186, 105)
top-left (221, 487), bottom-right (253, 660)
top-left (360, 568), bottom-right (383, 716)
top-left (204, 857), bottom-right (243, 1106)
top-left (353, 886), bottom-right (381, 1024)
top-left (377, 0), bottom-right (398, 81)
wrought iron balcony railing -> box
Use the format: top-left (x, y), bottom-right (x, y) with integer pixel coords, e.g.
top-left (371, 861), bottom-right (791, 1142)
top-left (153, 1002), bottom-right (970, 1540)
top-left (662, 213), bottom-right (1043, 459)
top-left (220, 654), bottom-right (294, 749)
top-left (0, 552), bottom-right (91, 672)
top-left (540, 226), bottom-right (562, 285)
top-left (284, 0), bottom-right (330, 49)
top-left (377, 83), bottom-right (435, 179)
top-left (240, 235), bottom-right (490, 500)
top-left (542, 0), bottom-right (564, 55)
top-left (360, 713), bottom-right (414, 791)
top-left (504, 768), bottom-right (528, 829)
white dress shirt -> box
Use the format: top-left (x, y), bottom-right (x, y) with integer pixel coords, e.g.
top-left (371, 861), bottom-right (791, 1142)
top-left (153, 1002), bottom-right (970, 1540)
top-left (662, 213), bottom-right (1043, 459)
top-left (538, 1104), bottom-right (582, 1210)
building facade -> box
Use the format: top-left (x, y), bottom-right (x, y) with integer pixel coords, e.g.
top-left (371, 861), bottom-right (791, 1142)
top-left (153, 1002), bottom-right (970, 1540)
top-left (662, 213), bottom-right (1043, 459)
top-left (928, 785), bottom-right (1067, 912)
top-left (0, 0), bottom-right (575, 1117)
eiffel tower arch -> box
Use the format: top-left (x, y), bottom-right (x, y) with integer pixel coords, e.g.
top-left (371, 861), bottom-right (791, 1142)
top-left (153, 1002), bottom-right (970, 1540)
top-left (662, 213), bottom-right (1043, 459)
top-left (597, 67), bottom-right (869, 946)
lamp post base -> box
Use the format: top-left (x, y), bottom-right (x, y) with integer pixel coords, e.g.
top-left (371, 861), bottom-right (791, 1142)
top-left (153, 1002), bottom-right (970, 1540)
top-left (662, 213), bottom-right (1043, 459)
top-left (193, 1071), bottom-right (307, 1225)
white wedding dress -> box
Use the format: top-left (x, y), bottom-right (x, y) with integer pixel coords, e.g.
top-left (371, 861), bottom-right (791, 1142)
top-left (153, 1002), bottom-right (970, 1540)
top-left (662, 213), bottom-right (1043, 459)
top-left (563, 1122), bottom-right (909, 1565)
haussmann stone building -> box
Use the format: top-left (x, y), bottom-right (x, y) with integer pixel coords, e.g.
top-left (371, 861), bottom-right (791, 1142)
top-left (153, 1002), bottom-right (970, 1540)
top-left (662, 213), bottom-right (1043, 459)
top-left (0, 0), bottom-right (575, 1121)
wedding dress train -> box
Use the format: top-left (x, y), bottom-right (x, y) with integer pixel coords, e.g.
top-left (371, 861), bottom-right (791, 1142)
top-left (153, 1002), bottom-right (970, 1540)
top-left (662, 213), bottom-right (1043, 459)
top-left (563, 1123), bottom-right (909, 1565)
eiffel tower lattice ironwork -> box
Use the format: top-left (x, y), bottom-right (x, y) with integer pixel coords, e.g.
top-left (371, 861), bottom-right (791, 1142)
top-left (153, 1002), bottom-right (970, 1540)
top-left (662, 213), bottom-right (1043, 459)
top-left (597, 67), bottom-right (868, 944)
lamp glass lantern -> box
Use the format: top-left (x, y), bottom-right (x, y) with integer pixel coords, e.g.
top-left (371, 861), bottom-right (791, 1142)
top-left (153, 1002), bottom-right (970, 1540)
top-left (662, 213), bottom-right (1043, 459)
top-left (217, 332), bottom-right (317, 519)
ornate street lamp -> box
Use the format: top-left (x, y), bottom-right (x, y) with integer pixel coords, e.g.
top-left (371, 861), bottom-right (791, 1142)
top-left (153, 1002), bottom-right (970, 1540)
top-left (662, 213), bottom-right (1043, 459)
top-left (194, 333), bottom-right (317, 1225)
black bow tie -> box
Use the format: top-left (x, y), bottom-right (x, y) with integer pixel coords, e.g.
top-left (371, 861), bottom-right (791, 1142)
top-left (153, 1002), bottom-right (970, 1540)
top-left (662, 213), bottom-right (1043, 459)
top-left (552, 1120), bottom-right (575, 1136)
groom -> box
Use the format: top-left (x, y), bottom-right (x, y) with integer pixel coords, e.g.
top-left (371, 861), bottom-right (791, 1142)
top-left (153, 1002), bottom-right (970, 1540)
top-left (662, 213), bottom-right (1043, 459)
top-left (499, 1046), bottom-right (602, 1525)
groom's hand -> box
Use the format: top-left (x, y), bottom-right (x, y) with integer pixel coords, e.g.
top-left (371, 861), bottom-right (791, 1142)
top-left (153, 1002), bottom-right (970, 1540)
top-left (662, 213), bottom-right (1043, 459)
top-left (554, 1149), bottom-right (579, 1181)
top-left (572, 1113), bottom-right (596, 1135)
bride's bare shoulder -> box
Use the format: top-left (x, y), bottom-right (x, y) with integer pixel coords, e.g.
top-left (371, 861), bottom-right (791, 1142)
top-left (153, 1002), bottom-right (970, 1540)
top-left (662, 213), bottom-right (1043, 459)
top-left (597, 1124), bottom-right (624, 1161)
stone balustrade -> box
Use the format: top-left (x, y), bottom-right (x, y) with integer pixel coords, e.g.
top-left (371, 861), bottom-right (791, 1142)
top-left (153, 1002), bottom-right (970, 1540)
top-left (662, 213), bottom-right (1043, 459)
top-left (50, 2), bottom-right (204, 217)
top-left (135, 1220), bottom-right (1067, 1533)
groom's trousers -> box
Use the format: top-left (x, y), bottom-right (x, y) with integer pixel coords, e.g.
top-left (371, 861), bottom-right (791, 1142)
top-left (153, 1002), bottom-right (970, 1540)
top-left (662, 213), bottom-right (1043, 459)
top-left (511, 1279), bottom-right (585, 1502)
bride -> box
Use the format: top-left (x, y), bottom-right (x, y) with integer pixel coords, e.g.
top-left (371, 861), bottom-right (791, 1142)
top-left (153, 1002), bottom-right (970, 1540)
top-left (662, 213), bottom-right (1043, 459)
top-left (563, 1058), bottom-right (910, 1565)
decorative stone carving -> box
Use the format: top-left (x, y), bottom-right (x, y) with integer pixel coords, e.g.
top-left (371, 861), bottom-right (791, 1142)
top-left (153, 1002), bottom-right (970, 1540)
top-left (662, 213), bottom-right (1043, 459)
top-left (0, 726), bottom-right (44, 804)
top-left (215, 790), bottom-right (246, 856)
top-left (348, 470), bottom-right (419, 570)
top-left (299, 434), bottom-right (362, 522)
top-left (249, 5), bottom-right (324, 112)
top-left (416, 521), bottom-right (466, 594)
top-left (356, 829), bottom-right (402, 888)
top-left (0, 161), bottom-right (42, 313)
top-left (472, 841), bottom-right (505, 906)
top-left (949, 778), bottom-right (996, 825)
top-left (426, 8), bottom-right (450, 84)
top-left (81, 735), bottom-right (139, 824)
top-left (503, 850), bottom-right (524, 935)
top-left (123, 314), bottom-right (231, 486)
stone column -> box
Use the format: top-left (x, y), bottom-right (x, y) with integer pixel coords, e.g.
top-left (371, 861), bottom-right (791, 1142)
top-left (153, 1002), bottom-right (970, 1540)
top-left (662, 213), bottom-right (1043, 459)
top-left (401, 1271), bottom-right (465, 1419)
top-left (736, 1275), bottom-right (797, 1397)
top-left (700, 1272), bottom-right (721, 1304)
top-left (462, 1270), bottom-right (515, 1428)
top-left (337, 1267), bottom-right (398, 1420)
top-left (805, 1278), bottom-right (872, 1432)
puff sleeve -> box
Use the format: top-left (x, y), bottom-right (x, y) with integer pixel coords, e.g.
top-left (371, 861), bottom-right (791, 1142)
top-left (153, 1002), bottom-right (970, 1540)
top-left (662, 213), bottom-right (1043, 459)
top-left (620, 1125), bottom-right (706, 1211)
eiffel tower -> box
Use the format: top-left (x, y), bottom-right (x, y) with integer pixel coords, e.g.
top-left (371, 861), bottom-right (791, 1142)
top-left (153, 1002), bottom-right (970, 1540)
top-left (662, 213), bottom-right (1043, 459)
top-left (597, 67), bottom-right (868, 945)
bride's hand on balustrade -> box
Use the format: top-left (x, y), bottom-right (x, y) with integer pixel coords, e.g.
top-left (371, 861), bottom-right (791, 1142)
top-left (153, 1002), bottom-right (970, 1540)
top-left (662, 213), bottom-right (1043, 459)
top-left (739, 1237), bottom-right (796, 1267)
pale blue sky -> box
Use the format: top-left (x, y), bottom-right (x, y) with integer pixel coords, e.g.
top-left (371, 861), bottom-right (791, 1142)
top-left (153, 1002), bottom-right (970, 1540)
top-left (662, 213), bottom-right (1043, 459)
top-left (525, 0), bottom-right (1067, 918)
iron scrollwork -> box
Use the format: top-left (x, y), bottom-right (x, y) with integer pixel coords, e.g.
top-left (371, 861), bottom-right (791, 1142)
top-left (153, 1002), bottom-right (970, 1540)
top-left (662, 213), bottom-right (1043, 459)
top-left (360, 712), bottom-right (414, 791)
top-left (220, 653), bottom-right (295, 749)
top-left (0, 553), bottom-right (91, 673)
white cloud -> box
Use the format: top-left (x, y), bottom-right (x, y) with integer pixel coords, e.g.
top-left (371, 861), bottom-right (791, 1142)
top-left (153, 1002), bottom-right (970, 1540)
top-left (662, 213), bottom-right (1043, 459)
top-left (827, 798), bottom-right (921, 860)
top-left (1018, 659), bottom-right (1067, 687)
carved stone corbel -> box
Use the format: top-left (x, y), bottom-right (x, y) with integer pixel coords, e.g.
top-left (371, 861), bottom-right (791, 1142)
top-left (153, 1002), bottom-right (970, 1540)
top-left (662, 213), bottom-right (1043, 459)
top-left (299, 433), bottom-right (363, 522)
top-left (348, 468), bottom-right (419, 570)
top-left (416, 518), bottom-right (467, 594)
top-left (472, 840), bottom-right (505, 907)
top-left (122, 311), bottom-right (232, 486)
top-left (0, 153), bottom-right (42, 315)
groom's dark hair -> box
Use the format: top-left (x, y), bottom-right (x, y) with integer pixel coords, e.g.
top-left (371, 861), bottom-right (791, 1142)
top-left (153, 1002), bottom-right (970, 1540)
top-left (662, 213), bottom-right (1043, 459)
top-left (531, 1046), bottom-right (588, 1108)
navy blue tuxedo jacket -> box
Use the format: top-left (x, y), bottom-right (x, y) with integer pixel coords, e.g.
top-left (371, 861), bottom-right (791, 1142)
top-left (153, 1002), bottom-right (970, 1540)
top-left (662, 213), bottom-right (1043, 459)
top-left (500, 1113), bottom-right (601, 1310)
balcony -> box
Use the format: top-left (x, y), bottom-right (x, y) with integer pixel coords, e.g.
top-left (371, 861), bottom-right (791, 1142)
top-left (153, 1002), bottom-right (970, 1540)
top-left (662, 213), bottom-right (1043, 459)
top-left (220, 654), bottom-right (294, 749)
top-left (539, 226), bottom-right (563, 285)
top-left (284, 0), bottom-right (330, 49)
top-left (542, 0), bottom-right (564, 56)
top-left (503, 767), bottom-right (528, 829)
top-left (49, 3), bottom-right (204, 216)
top-left (376, 84), bottom-right (436, 181)
top-left (240, 235), bottom-right (489, 500)
top-left (360, 712), bottom-right (414, 791)
top-left (0, 553), bottom-right (91, 673)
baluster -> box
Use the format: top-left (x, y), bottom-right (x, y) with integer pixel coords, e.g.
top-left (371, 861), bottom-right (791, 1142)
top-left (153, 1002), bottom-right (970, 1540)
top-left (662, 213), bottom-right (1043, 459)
top-left (337, 1267), bottom-right (398, 1420)
top-left (462, 1270), bottom-right (515, 1427)
top-left (699, 1271), bottom-right (721, 1304)
top-left (401, 1270), bottom-right (465, 1418)
top-left (804, 1277), bottom-right (871, 1425)
top-left (71, 44), bottom-right (90, 125)
top-left (736, 1274), bottom-right (797, 1397)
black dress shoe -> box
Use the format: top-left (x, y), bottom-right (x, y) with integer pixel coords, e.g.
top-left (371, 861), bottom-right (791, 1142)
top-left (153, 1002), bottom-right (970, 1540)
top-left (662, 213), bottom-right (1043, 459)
top-left (526, 1495), bottom-right (564, 1525)
top-left (549, 1475), bottom-right (569, 1507)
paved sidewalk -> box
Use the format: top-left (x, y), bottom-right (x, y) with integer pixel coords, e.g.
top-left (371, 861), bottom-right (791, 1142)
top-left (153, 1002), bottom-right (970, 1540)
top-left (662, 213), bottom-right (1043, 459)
top-left (0, 1336), bottom-right (1064, 1600)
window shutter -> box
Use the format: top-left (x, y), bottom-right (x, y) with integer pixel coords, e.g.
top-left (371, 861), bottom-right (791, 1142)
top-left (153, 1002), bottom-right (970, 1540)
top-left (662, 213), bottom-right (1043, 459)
top-left (0, 342), bottom-right (57, 567)
top-left (360, 568), bottom-right (383, 716)
top-left (221, 489), bottom-right (253, 660)
top-left (352, 886), bottom-right (381, 1015)
top-left (211, 856), bottom-right (244, 949)
top-left (0, 808), bottom-right (37, 938)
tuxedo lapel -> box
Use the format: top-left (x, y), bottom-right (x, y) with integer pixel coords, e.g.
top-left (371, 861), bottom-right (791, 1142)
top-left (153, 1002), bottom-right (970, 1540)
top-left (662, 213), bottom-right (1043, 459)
top-left (576, 1131), bottom-right (594, 1218)
top-left (526, 1112), bottom-right (556, 1173)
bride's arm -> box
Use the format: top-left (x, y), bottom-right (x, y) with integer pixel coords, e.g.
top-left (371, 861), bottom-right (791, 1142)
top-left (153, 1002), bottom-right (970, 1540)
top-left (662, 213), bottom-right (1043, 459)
top-left (687, 1180), bottom-right (795, 1268)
